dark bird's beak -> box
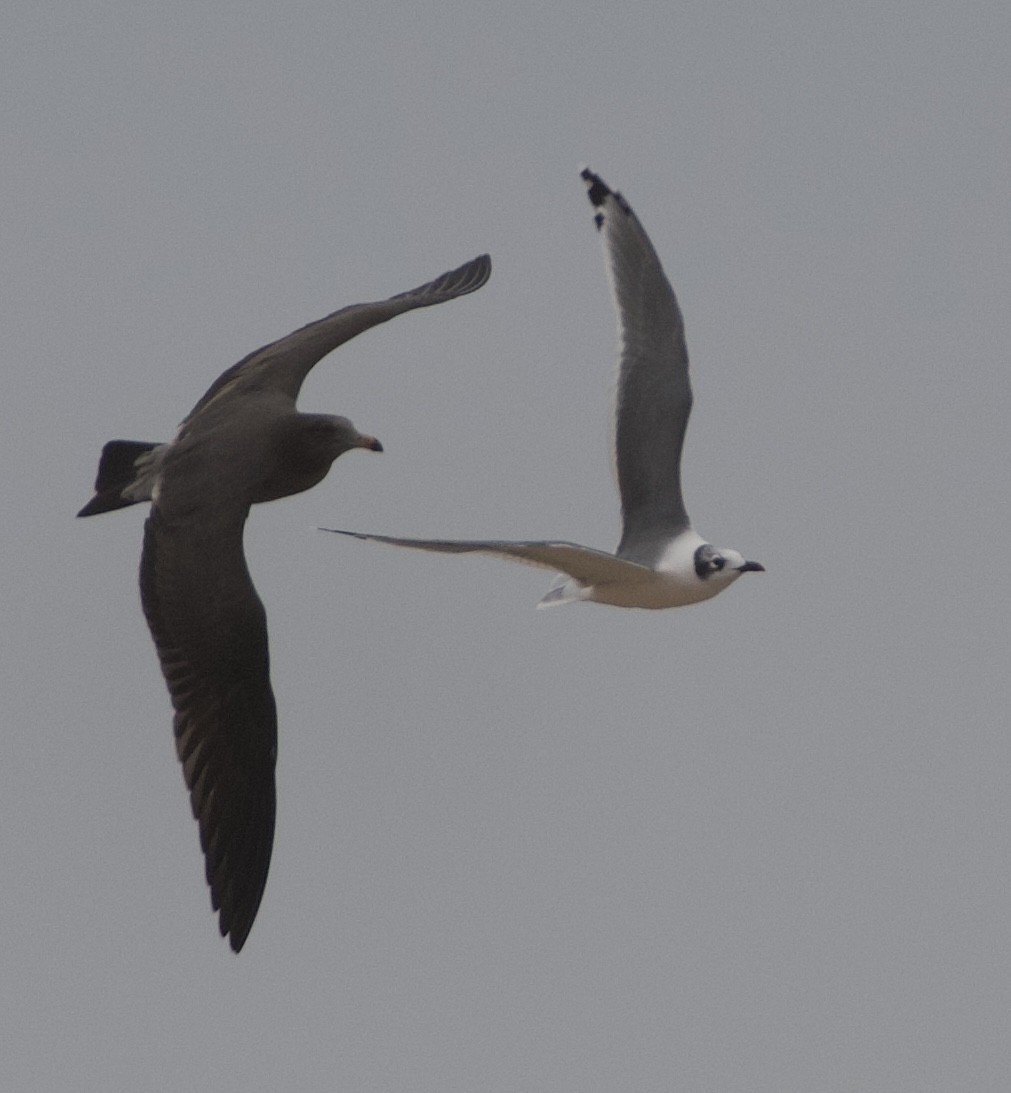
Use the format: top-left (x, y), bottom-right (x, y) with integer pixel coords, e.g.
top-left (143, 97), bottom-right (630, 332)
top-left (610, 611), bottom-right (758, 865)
top-left (737, 560), bottom-right (765, 573)
top-left (359, 435), bottom-right (383, 452)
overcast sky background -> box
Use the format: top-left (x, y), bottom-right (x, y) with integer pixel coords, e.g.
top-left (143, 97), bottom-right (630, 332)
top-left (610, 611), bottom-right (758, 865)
top-left (4, 3), bottom-right (1010, 1090)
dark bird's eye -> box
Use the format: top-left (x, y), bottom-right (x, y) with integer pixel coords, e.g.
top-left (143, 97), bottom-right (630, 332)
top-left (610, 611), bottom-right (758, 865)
top-left (711, 557), bottom-right (725, 572)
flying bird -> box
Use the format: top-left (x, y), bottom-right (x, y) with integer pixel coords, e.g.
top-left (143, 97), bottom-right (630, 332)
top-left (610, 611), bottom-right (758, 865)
top-left (324, 170), bottom-right (762, 608)
top-left (78, 253), bottom-right (491, 951)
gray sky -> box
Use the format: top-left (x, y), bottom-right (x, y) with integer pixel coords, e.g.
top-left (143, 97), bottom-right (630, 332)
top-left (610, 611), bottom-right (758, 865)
top-left (5, 2), bottom-right (1011, 1090)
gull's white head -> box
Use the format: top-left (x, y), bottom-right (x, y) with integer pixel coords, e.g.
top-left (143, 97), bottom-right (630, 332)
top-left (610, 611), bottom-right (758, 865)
top-left (693, 543), bottom-right (765, 595)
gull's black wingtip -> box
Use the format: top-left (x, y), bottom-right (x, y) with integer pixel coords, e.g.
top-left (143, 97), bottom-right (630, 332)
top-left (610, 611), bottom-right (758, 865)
top-left (581, 166), bottom-right (612, 210)
top-left (580, 167), bottom-right (633, 227)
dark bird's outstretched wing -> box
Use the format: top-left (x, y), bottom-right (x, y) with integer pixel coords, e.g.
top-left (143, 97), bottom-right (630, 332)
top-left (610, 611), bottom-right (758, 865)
top-left (140, 505), bottom-right (276, 952)
top-left (187, 253), bottom-right (492, 416)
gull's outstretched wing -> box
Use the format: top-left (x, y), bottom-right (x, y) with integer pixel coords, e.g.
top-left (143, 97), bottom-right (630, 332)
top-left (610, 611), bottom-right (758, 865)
top-left (187, 253), bottom-right (491, 417)
top-left (140, 504), bottom-right (277, 953)
top-left (582, 170), bottom-right (692, 560)
top-left (323, 528), bottom-right (653, 587)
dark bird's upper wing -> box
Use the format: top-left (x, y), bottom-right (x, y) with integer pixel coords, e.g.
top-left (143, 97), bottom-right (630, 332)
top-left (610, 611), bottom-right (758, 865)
top-left (582, 170), bottom-right (693, 561)
top-left (187, 253), bottom-right (491, 417)
top-left (140, 504), bottom-right (277, 952)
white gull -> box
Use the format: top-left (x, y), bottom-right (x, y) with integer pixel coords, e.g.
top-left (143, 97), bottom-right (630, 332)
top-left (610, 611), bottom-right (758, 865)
top-left (326, 169), bottom-right (762, 609)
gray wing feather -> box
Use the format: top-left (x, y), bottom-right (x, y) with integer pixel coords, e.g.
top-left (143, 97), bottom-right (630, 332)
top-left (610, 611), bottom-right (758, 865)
top-left (140, 505), bottom-right (277, 953)
top-left (582, 170), bottom-right (692, 559)
top-left (323, 529), bottom-right (653, 586)
top-left (187, 253), bottom-right (491, 417)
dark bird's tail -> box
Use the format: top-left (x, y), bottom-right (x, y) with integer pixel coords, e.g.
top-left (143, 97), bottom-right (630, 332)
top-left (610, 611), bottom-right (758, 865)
top-left (78, 439), bottom-right (164, 517)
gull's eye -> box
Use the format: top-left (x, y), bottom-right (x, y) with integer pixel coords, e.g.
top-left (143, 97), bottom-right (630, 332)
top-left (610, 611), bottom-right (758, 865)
top-left (711, 557), bottom-right (725, 572)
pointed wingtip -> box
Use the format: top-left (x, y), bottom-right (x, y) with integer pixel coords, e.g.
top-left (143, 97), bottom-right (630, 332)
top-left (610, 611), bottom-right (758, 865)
top-left (458, 253), bottom-right (492, 292)
top-left (318, 527), bottom-right (369, 541)
top-left (226, 925), bottom-right (247, 953)
top-left (580, 167), bottom-right (633, 224)
top-left (581, 166), bottom-right (611, 214)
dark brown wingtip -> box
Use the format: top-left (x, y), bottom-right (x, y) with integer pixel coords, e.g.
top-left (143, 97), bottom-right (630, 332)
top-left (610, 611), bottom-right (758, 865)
top-left (226, 921), bottom-right (250, 953)
top-left (444, 253), bottom-right (492, 296)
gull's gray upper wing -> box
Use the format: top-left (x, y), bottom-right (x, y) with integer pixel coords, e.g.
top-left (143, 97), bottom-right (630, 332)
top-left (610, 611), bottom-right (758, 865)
top-left (323, 529), bottom-right (654, 587)
top-left (582, 170), bottom-right (692, 561)
top-left (140, 502), bottom-right (276, 953)
top-left (186, 253), bottom-right (491, 418)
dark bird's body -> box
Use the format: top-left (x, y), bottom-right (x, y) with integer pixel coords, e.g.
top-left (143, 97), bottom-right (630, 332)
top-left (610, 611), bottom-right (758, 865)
top-left (79, 254), bottom-right (491, 951)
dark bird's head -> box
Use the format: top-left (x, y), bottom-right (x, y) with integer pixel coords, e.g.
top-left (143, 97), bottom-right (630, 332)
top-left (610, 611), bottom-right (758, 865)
top-left (310, 414), bottom-right (383, 457)
top-left (293, 415), bottom-right (383, 478)
top-left (256, 413), bottom-right (382, 503)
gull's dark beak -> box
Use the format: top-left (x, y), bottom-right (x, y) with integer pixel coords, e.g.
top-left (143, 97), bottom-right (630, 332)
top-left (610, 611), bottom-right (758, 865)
top-left (358, 435), bottom-right (383, 452)
top-left (737, 560), bottom-right (765, 573)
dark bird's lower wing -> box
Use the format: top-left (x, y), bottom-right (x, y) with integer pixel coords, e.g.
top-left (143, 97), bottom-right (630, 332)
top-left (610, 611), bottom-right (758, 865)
top-left (140, 506), bottom-right (277, 952)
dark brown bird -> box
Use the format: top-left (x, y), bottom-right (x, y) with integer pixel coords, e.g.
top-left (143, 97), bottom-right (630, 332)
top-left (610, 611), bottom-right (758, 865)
top-left (78, 254), bottom-right (491, 951)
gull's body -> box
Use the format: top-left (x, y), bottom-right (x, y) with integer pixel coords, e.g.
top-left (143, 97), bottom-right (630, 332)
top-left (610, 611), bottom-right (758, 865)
top-left (78, 254), bottom-right (491, 951)
top-left (327, 170), bottom-right (761, 608)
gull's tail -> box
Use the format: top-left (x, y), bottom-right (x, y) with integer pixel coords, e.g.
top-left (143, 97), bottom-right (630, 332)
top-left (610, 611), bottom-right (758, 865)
top-left (77, 439), bottom-right (166, 517)
top-left (537, 575), bottom-right (586, 608)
